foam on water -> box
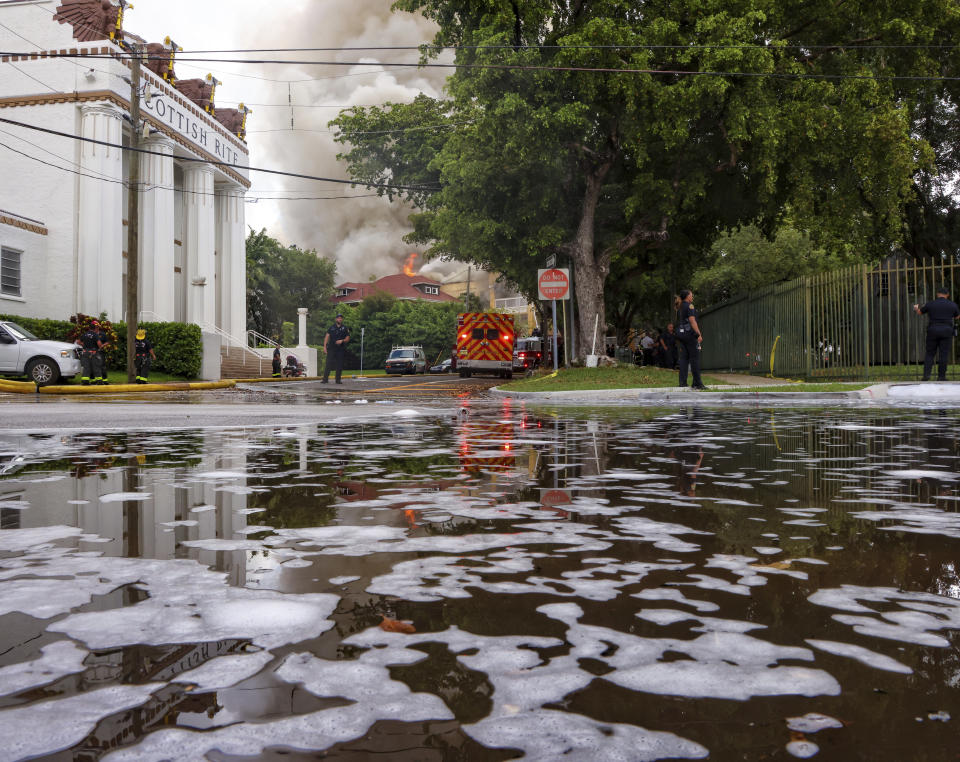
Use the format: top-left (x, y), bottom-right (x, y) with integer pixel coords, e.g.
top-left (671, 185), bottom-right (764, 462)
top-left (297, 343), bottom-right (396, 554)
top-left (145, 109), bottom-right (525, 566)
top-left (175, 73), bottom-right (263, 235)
top-left (174, 651), bottom-right (275, 691)
top-left (808, 585), bottom-right (960, 647)
top-left (806, 639), bottom-right (911, 674)
top-left (99, 492), bottom-right (151, 503)
top-left (41, 556), bottom-right (338, 650)
top-left (0, 641), bottom-right (87, 695)
top-left (0, 684), bottom-right (160, 761)
top-left (786, 712), bottom-right (845, 733)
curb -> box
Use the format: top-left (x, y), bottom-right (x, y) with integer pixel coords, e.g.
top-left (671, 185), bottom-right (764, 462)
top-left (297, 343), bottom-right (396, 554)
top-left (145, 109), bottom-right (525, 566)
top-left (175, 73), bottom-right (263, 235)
top-left (488, 383), bottom-right (919, 404)
top-left (0, 379), bottom-right (237, 395)
top-left (233, 376), bottom-right (324, 384)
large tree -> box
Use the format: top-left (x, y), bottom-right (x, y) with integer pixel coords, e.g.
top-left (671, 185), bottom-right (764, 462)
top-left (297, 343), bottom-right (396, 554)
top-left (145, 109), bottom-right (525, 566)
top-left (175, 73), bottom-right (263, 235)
top-left (246, 229), bottom-right (338, 338)
top-left (332, 1), bottom-right (958, 358)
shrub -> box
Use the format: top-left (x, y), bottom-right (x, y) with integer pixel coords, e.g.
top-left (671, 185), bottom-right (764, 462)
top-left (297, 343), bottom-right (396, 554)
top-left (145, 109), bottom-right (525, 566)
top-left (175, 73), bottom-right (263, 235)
top-left (0, 313), bottom-right (202, 379)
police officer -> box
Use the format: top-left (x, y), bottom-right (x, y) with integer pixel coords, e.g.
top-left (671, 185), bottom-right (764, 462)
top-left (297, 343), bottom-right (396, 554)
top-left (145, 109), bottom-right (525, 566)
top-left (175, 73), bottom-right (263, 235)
top-left (322, 313), bottom-right (351, 384)
top-left (76, 321), bottom-right (102, 385)
top-left (134, 328), bottom-right (156, 384)
top-left (914, 286), bottom-right (960, 381)
top-left (675, 289), bottom-right (706, 389)
top-left (95, 320), bottom-right (110, 385)
top-left (272, 346), bottom-right (282, 378)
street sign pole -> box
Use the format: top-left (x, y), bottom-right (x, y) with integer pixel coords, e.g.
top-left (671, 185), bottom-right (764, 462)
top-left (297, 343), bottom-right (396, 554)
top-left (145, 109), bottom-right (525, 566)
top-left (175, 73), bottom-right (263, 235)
top-left (551, 299), bottom-right (558, 372)
top-left (360, 327), bottom-right (365, 377)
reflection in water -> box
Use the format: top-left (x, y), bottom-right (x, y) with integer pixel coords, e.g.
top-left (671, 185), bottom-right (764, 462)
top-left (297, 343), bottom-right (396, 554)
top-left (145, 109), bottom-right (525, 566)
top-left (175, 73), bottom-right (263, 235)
top-left (0, 407), bottom-right (959, 759)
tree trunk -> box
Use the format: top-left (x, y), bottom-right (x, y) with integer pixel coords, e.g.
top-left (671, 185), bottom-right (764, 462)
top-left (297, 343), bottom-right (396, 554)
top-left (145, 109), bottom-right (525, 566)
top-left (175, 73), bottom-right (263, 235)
top-left (569, 169), bottom-right (611, 360)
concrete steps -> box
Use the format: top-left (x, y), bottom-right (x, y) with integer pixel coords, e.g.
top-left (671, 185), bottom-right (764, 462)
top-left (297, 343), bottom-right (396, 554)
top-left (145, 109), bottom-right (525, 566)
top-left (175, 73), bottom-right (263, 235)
top-left (220, 345), bottom-right (270, 380)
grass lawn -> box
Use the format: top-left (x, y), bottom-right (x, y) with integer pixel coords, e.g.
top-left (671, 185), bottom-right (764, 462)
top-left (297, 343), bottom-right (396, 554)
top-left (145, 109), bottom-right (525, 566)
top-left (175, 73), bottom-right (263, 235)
top-left (93, 370), bottom-right (200, 385)
top-left (501, 365), bottom-right (725, 392)
top-left (809, 364), bottom-right (960, 382)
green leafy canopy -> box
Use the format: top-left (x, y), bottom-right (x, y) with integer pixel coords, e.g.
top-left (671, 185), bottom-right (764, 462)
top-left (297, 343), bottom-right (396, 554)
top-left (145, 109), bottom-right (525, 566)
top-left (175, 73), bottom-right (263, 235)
top-left (331, 0), bottom-right (960, 355)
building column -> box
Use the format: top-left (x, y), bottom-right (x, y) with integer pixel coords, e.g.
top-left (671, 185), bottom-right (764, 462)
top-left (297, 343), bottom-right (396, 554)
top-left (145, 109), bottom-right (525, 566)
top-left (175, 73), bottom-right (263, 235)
top-left (77, 103), bottom-right (124, 320)
top-left (182, 164), bottom-right (216, 327)
top-left (215, 186), bottom-right (246, 343)
top-left (139, 136), bottom-right (176, 322)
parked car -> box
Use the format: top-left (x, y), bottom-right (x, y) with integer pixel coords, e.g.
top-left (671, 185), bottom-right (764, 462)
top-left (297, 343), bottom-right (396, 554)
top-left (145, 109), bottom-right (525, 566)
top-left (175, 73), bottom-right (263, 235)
top-left (430, 358), bottom-right (453, 374)
top-left (385, 346), bottom-right (427, 375)
top-left (0, 321), bottom-right (82, 386)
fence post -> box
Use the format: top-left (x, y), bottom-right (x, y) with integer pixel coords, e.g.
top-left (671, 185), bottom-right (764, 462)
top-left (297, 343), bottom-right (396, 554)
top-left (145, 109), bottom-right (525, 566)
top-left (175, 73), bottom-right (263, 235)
top-left (861, 264), bottom-right (870, 374)
top-left (804, 275), bottom-right (812, 378)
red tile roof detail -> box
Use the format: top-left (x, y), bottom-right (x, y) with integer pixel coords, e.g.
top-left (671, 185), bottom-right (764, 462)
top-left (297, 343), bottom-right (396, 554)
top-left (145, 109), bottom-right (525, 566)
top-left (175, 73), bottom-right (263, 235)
top-left (332, 273), bottom-right (458, 304)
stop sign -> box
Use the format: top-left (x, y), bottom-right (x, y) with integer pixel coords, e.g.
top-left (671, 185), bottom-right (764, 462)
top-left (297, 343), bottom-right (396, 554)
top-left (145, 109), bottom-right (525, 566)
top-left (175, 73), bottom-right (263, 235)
top-left (538, 268), bottom-right (570, 300)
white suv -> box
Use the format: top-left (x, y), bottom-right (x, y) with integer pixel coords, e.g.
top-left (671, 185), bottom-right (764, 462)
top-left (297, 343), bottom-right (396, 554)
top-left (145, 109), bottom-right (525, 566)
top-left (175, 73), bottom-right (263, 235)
top-left (385, 346), bottom-right (427, 375)
top-left (0, 321), bottom-right (82, 386)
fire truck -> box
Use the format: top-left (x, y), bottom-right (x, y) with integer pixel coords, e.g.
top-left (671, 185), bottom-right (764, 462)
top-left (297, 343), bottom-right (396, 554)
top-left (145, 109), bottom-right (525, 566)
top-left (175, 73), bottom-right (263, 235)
top-left (456, 312), bottom-right (515, 379)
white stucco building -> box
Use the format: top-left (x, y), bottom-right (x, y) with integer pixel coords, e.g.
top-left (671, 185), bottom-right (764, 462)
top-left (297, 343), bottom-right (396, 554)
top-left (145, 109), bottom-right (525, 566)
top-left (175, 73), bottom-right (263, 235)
top-left (0, 0), bottom-right (249, 348)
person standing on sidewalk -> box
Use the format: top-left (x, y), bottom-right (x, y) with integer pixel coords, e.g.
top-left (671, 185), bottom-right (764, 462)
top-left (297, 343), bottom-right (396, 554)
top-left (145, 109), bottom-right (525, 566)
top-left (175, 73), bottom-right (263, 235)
top-left (134, 329), bottom-right (156, 384)
top-left (322, 313), bottom-right (351, 384)
top-left (76, 322), bottom-right (102, 386)
top-left (914, 286), bottom-right (960, 381)
top-left (95, 321), bottom-right (110, 385)
top-left (675, 290), bottom-right (705, 390)
top-left (272, 346), bottom-right (282, 378)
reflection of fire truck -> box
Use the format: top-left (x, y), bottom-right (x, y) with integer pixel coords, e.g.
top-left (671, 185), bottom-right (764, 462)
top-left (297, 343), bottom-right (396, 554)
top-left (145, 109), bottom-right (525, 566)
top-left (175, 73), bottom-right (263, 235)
top-left (456, 312), bottom-right (515, 379)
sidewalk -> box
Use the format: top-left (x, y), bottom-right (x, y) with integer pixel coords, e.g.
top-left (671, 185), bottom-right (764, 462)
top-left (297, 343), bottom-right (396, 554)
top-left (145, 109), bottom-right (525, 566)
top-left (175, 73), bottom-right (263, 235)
top-left (491, 380), bottom-right (960, 404)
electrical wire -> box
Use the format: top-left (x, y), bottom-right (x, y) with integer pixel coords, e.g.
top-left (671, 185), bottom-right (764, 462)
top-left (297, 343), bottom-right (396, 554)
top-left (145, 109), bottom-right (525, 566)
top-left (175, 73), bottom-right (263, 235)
top-left (0, 140), bottom-right (385, 201)
top-left (5, 51), bottom-right (960, 82)
top-left (0, 116), bottom-right (440, 192)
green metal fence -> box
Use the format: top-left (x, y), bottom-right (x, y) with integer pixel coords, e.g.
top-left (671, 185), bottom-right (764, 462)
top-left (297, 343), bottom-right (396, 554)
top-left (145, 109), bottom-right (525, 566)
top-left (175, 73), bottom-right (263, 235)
top-left (699, 258), bottom-right (959, 379)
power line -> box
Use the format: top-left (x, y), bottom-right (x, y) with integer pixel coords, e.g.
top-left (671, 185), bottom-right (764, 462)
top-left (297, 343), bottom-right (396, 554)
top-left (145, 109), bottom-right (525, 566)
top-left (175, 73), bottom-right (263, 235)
top-left (132, 44), bottom-right (960, 52)
top-left (6, 50), bottom-right (960, 82)
top-left (0, 116), bottom-right (440, 192)
top-left (0, 140), bottom-right (385, 201)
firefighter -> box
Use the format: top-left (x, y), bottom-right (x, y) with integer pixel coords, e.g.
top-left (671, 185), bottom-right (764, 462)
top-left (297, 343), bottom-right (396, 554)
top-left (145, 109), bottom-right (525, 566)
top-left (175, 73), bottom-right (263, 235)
top-left (95, 321), bottom-right (110, 385)
top-left (76, 321), bottom-right (103, 385)
top-left (135, 328), bottom-right (156, 384)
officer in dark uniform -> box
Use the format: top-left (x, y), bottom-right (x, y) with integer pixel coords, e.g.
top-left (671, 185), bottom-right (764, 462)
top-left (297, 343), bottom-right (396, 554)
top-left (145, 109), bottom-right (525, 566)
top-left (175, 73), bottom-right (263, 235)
top-left (272, 346), bottom-right (282, 378)
top-left (96, 321), bottom-right (110, 385)
top-left (914, 286), bottom-right (960, 381)
top-left (134, 328), bottom-right (156, 384)
top-left (322, 313), bottom-right (351, 384)
top-left (675, 289), bottom-right (705, 389)
top-left (76, 322), bottom-right (102, 385)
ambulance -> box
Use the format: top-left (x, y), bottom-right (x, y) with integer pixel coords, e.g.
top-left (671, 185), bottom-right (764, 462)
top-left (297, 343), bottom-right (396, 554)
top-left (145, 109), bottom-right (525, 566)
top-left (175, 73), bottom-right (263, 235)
top-left (456, 312), bottom-right (515, 378)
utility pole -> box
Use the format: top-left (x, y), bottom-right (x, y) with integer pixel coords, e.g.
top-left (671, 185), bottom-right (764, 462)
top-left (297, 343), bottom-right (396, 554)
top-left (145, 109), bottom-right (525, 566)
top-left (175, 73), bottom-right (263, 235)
top-left (125, 43), bottom-right (142, 383)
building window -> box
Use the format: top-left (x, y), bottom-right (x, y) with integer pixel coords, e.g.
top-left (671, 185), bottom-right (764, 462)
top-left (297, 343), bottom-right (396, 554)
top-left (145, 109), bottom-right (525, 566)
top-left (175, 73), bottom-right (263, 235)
top-left (337, 288), bottom-right (353, 297)
top-left (1, 247), bottom-right (21, 297)
top-left (424, 285), bottom-right (439, 295)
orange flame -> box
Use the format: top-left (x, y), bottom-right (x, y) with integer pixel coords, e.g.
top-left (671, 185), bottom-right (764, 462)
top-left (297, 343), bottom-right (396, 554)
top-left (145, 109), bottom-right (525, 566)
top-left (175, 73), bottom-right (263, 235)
top-left (403, 253), bottom-right (418, 277)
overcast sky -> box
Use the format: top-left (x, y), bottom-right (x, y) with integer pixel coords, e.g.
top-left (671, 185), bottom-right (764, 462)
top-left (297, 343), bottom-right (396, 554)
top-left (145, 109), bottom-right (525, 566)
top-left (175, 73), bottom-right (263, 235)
top-left (124, 0), bottom-right (452, 282)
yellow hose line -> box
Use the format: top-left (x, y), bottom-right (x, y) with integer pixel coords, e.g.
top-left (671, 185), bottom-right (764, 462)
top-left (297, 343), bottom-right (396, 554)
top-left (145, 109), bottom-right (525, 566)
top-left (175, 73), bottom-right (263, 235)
top-left (37, 380), bottom-right (236, 395)
top-left (0, 379), bottom-right (36, 393)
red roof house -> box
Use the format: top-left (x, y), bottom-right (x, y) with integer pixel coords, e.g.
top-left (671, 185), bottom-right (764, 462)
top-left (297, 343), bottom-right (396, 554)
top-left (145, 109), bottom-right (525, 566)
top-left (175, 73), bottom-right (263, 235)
top-left (332, 273), bottom-right (458, 306)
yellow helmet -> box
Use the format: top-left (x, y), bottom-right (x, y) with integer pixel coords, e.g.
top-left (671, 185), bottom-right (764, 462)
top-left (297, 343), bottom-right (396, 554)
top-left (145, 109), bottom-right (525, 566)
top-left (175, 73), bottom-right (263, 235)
top-left (136, 329), bottom-right (146, 340)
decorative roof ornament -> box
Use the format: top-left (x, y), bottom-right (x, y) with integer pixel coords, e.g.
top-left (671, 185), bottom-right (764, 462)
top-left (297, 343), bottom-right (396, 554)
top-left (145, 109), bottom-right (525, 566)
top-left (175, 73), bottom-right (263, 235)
top-left (238, 103), bottom-right (252, 141)
top-left (111, 0), bottom-right (131, 42)
top-left (204, 74), bottom-right (220, 114)
top-left (53, 0), bottom-right (122, 43)
top-left (214, 103), bottom-right (253, 141)
top-left (175, 77), bottom-right (213, 109)
top-left (159, 36), bottom-right (181, 82)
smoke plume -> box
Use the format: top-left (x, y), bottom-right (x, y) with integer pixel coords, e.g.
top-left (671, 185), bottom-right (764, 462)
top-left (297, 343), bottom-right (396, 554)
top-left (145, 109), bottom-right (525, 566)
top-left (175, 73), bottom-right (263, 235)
top-left (242, 1), bottom-right (454, 283)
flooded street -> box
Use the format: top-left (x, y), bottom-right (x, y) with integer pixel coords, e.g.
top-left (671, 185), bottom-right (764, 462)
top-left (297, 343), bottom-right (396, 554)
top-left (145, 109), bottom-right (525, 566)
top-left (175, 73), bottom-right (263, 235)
top-left (1, 402), bottom-right (959, 760)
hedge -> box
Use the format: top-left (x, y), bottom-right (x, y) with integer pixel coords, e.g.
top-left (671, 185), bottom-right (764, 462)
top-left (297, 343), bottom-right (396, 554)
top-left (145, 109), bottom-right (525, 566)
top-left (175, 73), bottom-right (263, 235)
top-left (0, 313), bottom-right (203, 379)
